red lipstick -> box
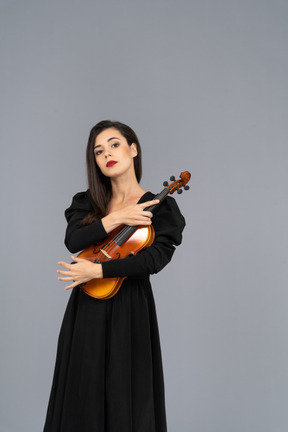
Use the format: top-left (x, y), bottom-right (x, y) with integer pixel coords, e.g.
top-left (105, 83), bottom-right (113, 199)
top-left (106, 160), bottom-right (117, 167)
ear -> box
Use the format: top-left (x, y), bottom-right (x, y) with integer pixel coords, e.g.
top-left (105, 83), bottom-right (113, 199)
top-left (130, 143), bottom-right (138, 157)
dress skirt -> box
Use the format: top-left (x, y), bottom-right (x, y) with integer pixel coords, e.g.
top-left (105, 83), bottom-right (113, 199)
top-left (43, 277), bottom-right (167, 432)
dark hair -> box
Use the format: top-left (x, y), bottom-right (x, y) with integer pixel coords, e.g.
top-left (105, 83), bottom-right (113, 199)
top-left (82, 120), bottom-right (142, 225)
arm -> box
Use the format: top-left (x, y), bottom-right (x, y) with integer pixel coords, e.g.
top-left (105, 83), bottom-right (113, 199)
top-left (59, 191), bottom-right (163, 289)
top-left (64, 191), bottom-right (109, 253)
top-left (101, 196), bottom-right (186, 278)
top-left (64, 191), bottom-right (159, 253)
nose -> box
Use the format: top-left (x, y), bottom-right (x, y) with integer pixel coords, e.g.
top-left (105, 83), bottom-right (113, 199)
top-left (104, 149), bottom-right (111, 158)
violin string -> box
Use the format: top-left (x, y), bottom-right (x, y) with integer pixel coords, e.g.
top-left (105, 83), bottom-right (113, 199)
top-left (99, 242), bottom-right (114, 258)
top-left (116, 226), bottom-right (135, 245)
top-left (104, 240), bottom-right (118, 256)
top-left (112, 226), bottom-right (132, 245)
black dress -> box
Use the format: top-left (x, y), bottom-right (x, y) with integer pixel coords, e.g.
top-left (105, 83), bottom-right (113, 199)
top-left (43, 191), bottom-right (185, 432)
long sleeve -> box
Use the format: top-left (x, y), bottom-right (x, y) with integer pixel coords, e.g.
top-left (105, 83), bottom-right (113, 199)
top-left (64, 191), bottom-right (108, 253)
top-left (101, 193), bottom-right (186, 278)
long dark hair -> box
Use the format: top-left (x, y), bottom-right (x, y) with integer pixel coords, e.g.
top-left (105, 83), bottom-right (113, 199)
top-left (82, 120), bottom-right (142, 225)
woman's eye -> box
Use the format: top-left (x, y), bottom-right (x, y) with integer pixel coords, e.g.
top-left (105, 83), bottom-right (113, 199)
top-left (112, 143), bottom-right (119, 148)
top-left (94, 149), bottom-right (102, 156)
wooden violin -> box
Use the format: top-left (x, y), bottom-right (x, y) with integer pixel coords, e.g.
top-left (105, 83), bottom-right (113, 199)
top-left (77, 171), bottom-right (191, 299)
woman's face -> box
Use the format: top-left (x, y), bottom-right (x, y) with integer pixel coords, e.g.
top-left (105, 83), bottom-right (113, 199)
top-left (94, 128), bottom-right (137, 179)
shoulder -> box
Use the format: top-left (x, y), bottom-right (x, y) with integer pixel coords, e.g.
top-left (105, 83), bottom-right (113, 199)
top-left (65, 190), bottom-right (93, 219)
top-left (149, 193), bottom-right (185, 246)
top-left (155, 195), bottom-right (185, 223)
top-left (145, 191), bottom-right (185, 232)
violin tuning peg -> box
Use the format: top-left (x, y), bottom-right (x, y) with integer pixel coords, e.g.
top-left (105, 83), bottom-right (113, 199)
top-left (184, 185), bottom-right (190, 190)
top-left (177, 189), bottom-right (183, 194)
top-left (163, 181), bottom-right (168, 186)
top-left (170, 176), bottom-right (175, 181)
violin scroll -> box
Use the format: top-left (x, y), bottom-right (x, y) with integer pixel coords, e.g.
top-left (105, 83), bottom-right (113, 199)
top-left (163, 171), bottom-right (191, 195)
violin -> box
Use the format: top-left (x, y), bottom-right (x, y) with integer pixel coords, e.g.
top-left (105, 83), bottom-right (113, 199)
top-left (77, 171), bottom-right (191, 299)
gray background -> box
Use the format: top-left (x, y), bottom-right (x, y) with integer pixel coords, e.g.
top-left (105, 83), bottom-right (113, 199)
top-left (0, 0), bottom-right (287, 431)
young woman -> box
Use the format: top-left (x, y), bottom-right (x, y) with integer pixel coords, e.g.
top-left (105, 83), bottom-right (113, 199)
top-left (43, 120), bottom-right (185, 432)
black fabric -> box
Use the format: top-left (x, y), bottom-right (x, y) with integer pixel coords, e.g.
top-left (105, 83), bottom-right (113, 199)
top-left (64, 191), bottom-right (109, 253)
top-left (43, 191), bottom-right (185, 432)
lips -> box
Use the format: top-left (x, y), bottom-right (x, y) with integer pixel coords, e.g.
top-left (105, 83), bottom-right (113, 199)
top-left (106, 160), bottom-right (118, 168)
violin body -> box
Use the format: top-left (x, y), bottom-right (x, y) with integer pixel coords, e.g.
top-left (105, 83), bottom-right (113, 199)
top-left (77, 224), bottom-right (155, 299)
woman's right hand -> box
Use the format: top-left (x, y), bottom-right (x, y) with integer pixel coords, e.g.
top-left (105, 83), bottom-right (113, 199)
top-left (102, 199), bottom-right (159, 233)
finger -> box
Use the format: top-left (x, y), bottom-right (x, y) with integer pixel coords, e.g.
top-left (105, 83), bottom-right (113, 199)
top-left (57, 269), bottom-right (72, 276)
top-left (142, 219), bottom-right (152, 225)
top-left (71, 255), bottom-right (90, 263)
top-left (141, 211), bottom-right (153, 218)
top-left (58, 276), bottom-right (74, 281)
top-left (65, 282), bottom-right (77, 290)
top-left (58, 260), bottom-right (72, 269)
top-left (140, 200), bottom-right (160, 207)
top-left (137, 220), bottom-right (152, 226)
top-left (128, 218), bottom-right (152, 227)
top-left (139, 199), bottom-right (159, 208)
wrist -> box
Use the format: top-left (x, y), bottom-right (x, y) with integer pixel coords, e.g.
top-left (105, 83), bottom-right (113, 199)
top-left (109, 212), bottom-right (119, 228)
top-left (93, 263), bottom-right (103, 279)
top-left (102, 212), bottom-right (120, 233)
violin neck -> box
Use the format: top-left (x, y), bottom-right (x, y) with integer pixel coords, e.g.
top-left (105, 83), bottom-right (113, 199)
top-left (113, 188), bottom-right (169, 246)
top-left (143, 188), bottom-right (169, 212)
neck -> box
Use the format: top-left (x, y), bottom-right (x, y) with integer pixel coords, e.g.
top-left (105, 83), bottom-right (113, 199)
top-left (110, 172), bottom-right (145, 203)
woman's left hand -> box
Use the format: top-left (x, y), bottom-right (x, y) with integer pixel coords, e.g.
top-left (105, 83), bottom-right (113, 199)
top-left (57, 256), bottom-right (103, 290)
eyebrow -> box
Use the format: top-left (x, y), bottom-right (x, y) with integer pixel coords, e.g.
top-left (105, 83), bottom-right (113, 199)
top-left (94, 137), bottom-right (121, 149)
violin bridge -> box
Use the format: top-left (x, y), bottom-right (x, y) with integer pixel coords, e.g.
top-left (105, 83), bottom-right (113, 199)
top-left (100, 249), bottom-right (112, 259)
